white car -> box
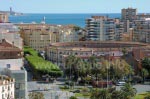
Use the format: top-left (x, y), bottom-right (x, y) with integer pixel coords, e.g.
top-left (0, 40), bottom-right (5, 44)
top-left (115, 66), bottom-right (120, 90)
top-left (116, 81), bottom-right (126, 86)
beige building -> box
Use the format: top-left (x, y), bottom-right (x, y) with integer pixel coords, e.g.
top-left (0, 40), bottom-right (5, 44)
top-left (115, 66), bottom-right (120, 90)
top-left (17, 24), bottom-right (79, 51)
top-left (0, 13), bottom-right (8, 23)
top-left (0, 75), bottom-right (15, 99)
top-left (0, 23), bottom-right (23, 49)
top-left (17, 24), bottom-right (58, 51)
top-left (133, 18), bottom-right (150, 43)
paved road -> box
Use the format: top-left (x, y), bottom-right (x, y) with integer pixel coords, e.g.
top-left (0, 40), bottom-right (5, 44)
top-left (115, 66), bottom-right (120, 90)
top-left (28, 81), bottom-right (74, 99)
top-left (116, 84), bottom-right (150, 94)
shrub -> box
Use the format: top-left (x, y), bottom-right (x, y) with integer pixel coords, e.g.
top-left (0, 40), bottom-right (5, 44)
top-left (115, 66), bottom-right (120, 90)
top-left (69, 96), bottom-right (78, 99)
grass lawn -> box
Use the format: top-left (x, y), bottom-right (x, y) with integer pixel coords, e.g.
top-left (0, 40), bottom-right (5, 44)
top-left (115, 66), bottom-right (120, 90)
top-left (134, 93), bottom-right (148, 99)
top-left (75, 93), bottom-right (90, 98)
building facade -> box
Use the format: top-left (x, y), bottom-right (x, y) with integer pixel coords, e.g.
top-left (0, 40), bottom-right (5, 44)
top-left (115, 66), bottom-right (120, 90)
top-left (46, 41), bottom-right (147, 68)
top-left (0, 75), bottom-right (15, 99)
top-left (0, 39), bottom-right (27, 99)
top-left (121, 8), bottom-right (137, 21)
top-left (133, 18), bottom-right (150, 43)
top-left (18, 24), bottom-right (79, 51)
top-left (86, 16), bottom-right (124, 41)
top-left (0, 13), bottom-right (8, 23)
top-left (0, 23), bottom-right (23, 49)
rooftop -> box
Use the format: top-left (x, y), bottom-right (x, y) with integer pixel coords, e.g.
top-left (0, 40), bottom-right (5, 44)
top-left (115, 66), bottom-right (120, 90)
top-left (0, 39), bottom-right (22, 59)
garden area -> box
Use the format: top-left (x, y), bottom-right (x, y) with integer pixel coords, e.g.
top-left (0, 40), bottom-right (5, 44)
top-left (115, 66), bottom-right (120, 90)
top-left (24, 46), bottom-right (62, 80)
top-left (60, 83), bottom-right (150, 99)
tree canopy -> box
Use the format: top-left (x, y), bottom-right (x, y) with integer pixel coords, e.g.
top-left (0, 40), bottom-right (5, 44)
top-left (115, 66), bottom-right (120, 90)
top-left (142, 58), bottom-right (150, 72)
top-left (24, 46), bottom-right (62, 77)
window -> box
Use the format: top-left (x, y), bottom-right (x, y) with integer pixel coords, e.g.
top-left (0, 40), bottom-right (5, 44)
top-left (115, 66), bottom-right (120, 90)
top-left (6, 64), bottom-right (11, 68)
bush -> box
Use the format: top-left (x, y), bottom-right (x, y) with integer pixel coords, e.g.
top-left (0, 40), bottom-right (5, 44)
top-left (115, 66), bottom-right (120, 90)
top-left (144, 92), bottom-right (150, 99)
top-left (82, 87), bottom-right (89, 93)
top-left (60, 85), bottom-right (69, 89)
top-left (69, 96), bottom-right (78, 99)
top-left (65, 81), bottom-right (74, 86)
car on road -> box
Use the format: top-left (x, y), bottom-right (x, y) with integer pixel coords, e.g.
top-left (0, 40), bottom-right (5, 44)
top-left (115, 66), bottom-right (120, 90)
top-left (116, 81), bottom-right (126, 86)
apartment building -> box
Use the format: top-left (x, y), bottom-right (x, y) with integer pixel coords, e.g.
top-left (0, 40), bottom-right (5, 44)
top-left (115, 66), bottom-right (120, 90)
top-left (133, 18), bottom-right (150, 43)
top-left (0, 39), bottom-right (27, 99)
top-left (18, 24), bottom-right (79, 51)
top-left (136, 14), bottom-right (150, 20)
top-left (121, 8), bottom-right (137, 33)
top-left (0, 23), bottom-right (23, 49)
top-left (0, 75), bottom-right (15, 99)
top-left (17, 24), bottom-right (57, 51)
top-left (115, 21), bottom-right (124, 41)
top-left (86, 16), bottom-right (124, 41)
top-left (0, 13), bottom-right (8, 23)
top-left (121, 8), bottom-right (137, 21)
top-left (57, 25), bottom-right (79, 42)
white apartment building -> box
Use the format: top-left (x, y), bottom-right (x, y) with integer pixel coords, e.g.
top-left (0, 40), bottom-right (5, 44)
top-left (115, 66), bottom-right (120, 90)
top-left (0, 75), bottom-right (15, 99)
top-left (57, 25), bottom-right (79, 42)
top-left (133, 18), bottom-right (150, 43)
top-left (86, 16), bottom-right (123, 41)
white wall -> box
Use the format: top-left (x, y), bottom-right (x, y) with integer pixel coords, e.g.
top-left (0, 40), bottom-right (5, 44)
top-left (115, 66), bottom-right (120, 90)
top-left (0, 58), bottom-right (23, 70)
top-left (0, 81), bottom-right (15, 99)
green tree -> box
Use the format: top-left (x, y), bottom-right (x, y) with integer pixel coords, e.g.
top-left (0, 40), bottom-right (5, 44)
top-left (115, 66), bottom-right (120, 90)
top-left (120, 83), bottom-right (137, 99)
top-left (141, 68), bottom-right (149, 83)
top-left (144, 92), bottom-right (150, 99)
top-left (88, 56), bottom-right (97, 68)
top-left (101, 59), bottom-right (132, 80)
top-left (90, 89), bottom-right (111, 99)
top-left (90, 89), bottom-right (100, 99)
top-left (65, 55), bottom-right (86, 82)
top-left (142, 58), bottom-right (150, 73)
top-left (111, 90), bottom-right (124, 99)
top-left (29, 92), bottom-right (44, 99)
top-left (69, 96), bottom-right (78, 99)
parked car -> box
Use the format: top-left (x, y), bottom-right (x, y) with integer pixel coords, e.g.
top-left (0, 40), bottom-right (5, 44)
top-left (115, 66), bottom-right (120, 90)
top-left (116, 81), bottom-right (126, 86)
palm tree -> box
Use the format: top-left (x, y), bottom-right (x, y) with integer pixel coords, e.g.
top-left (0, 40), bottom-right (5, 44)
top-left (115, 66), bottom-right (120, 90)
top-left (89, 56), bottom-right (101, 81)
top-left (98, 89), bottom-right (111, 99)
top-left (90, 89), bottom-right (111, 99)
top-left (141, 68), bottom-right (149, 83)
top-left (120, 83), bottom-right (137, 99)
top-left (65, 55), bottom-right (77, 80)
top-left (142, 58), bottom-right (150, 72)
top-left (111, 90), bottom-right (124, 99)
top-left (89, 56), bottom-right (97, 68)
top-left (90, 89), bottom-right (99, 99)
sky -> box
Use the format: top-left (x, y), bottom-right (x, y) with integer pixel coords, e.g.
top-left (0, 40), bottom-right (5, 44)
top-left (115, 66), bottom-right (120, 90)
top-left (0, 0), bottom-right (150, 13)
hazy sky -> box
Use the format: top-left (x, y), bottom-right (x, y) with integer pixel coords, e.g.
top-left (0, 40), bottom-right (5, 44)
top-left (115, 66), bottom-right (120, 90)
top-left (0, 0), bottom-right (150, 13)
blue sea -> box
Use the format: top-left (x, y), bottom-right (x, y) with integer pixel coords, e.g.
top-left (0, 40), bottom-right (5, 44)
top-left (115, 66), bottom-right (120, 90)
top-left (9, 13), bottom-right (121, 27)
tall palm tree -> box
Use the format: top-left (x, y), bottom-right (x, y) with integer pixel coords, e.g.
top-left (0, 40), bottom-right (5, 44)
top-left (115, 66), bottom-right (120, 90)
top-left (89, 56), bottom-right (97, 68)
top-left (65, 55), bottom-right (77, 80)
